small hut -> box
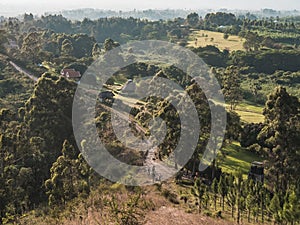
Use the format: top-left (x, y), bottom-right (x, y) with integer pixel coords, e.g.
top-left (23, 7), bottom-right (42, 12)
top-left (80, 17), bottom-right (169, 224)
top-left (61, 68), bottom-right (81, 80)
top-left (248, 161), bottom-right (264, 183)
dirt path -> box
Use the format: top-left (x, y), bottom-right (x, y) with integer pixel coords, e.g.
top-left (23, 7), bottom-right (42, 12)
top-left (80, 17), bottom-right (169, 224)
top-left (8, 59), bottom-right (176, 183)
top-left (145, 206), bottom-right (234, 225)
top-left (100, 99), bottom-right (177, 184)
top-left (9, 61), bottom-right (38, 82)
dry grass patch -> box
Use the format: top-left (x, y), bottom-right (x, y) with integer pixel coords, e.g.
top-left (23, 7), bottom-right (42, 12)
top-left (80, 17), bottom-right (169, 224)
top-left (188, 30), bottom-right (245, 52)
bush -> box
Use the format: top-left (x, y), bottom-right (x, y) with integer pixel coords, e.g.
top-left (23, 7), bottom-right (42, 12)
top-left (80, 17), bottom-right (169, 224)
top-left (130, 107), bottom-right (140, 117)
top-left (214, 211), bottom-right (223, 218)
top-left (203, 210), bottom-right (212, 217)
top-left (240, 123), bottom-right (264, 147)
top-left (248, 143), bottom-right (262, 155)
top-left (162, 189), bottom-right (179, 204)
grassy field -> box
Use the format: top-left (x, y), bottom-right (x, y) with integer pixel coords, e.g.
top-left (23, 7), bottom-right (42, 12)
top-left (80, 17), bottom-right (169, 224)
top-left (235, 109), bottom-right (264, 123)
top-left (222, 100), bottom-right (264, 123)
top-left (219, 142), bottom-right (263, 179)
top-left (234, 101), bottom-right (264, 123)
top-left (112, 84), bottom-right (265, 124)
top-left (188, 30), bottom-right (246, 52)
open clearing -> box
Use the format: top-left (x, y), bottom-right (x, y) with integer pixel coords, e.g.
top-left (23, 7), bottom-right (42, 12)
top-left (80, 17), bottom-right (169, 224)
top-left (188, 29), bottom-right (246, 52)
top-left (220, 142), bottom-right (263, 179)
top-left (235, 109), bottom-right (264, 123)
top-left (223, 101), bottom-right (264, 123)
top-left (235, 102), bottom-right (264, 123)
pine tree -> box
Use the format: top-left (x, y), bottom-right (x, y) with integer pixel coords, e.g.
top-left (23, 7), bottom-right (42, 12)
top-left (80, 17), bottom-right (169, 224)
top-left (269, 193), bottom-right (282, 224)
top-left (235, 172), bottom-right (243, 224)
top-left (259, 184), bottom-right (266, 224)
top-left (227, 177), bottom-right (237, 218)
top-left (246, 191), bottom-right (255, 222)
top-left (211, 178), bottom-right (219, 211)
top-left (283, 186), bottom-right (300, 224)
top-left (218, 175), bottom-right (228, 211)
top-left (191, 178), bottom-right (206, 213)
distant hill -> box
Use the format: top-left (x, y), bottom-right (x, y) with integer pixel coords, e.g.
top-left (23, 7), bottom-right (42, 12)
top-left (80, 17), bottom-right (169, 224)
top-left (46, 8), bottom-right (201, 21)
top-left (45, 8), bottom-right (300, 21)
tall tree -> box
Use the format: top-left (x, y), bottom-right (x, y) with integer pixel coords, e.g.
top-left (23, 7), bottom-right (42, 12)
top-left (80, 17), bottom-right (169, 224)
top-left (61, 39), bottom-right (74, 56)
top-left (45, 140), bottom-right (90, 206)
top-left (191, 178), bottom-right (206, 213)
top-left (242, 31), bottom-right (262, 51)
top-left (222, 66), bottom-right (242, 110)
top-left (211, 178), bottom-right (219, 211)
top-left (258, 87), bottom-right (300, 191)
top-left (92, 43), bottom-right (101, 58)
top-left (246, 189), bottom-right (255, 222)
top-left (21, 32), bottom-right (41, 63)
top-left (218, 175), bottom-right (228, 211)
top-left (0, 30), bottom-right (8, 53)
top-left (186, 13), bottom-right (200, 27)
top-left (269, 193), bottom-right (282, 224)
top-left (235, 171), bottom-right (243, 224)
top-left (226, 175), bottom-right (237, 218)
top-left (283, 186), bottom-right (300, 224)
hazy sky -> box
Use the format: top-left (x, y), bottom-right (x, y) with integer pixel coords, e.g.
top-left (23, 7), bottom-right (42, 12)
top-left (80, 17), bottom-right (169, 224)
top-left (1, 0), bottom-right (300, 16)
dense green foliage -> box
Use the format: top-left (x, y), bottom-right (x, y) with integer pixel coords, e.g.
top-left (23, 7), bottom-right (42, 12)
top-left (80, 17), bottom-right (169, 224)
top-left (0, 10), bottom-right (299, 224)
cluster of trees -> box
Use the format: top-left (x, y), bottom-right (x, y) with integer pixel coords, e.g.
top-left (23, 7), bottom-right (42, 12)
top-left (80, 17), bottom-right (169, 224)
top-left (186, 12), bottom-right (239, 28)
top-left (140, 73), bottom-right (300, 224)
top-left (2, 12), bottom-right (300, 73)
top-left (17, 31), bottom-right (96, 62)
top-left (204, 12), bottom-right (237, 26)
top-left (0, 73), bottom-right (88, 223)
top-left (0, 30), bottom-right (8, 53)
top-left (186, 87), bottom-right (300, 224)
top-left (0, 9), bottom-right (299, 224)
top-left (133, 68), bottom-right (241, 175)
top-left (241, 87), bottom-right (300, 189)
top-left (0, 68), bottom-right (148, 223)
top-left (234, 50), bottom-right (300, 74)
top-left (45, 140), bottom-right (92, 206)
top-left (2, 10), bottom-right (300, 47)
top-left (184, 12), bottom-right (300, 47)
top-left (190, 173), bottom-right (300, 224)
top-left (240, 16), bottom-right (300, 46)
top-left (242, 18), bottom-right (297, 32)
top-left (1, 14), bottom-right (179, 44)
top-left (191, 45), bottom-right (229, 67)
top-left (0, 56), bottom-right (32, 109)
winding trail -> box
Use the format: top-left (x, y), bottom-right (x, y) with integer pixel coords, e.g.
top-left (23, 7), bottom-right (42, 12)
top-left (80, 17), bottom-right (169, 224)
top-left (9, 61), bottom-right (176, 184)
top-left (101, 101), bottom-right (177, 184)
top-left (142, 145), bottom-right (177, 184)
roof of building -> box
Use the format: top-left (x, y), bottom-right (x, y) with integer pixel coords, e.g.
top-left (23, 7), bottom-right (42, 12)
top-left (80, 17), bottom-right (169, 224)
top-left (251, 161), bottom-right (264, 167)
top-left (61, 69), bottom-right (81, 78)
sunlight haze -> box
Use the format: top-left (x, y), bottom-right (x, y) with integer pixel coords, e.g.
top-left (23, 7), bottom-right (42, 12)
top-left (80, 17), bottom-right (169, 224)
top-left (1, 0), bottom-right (300, 16)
